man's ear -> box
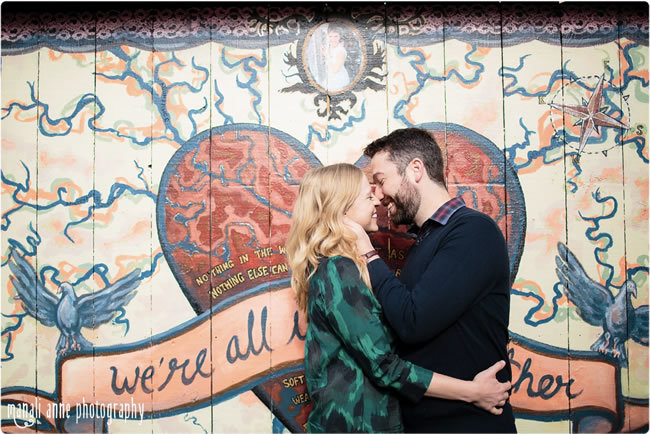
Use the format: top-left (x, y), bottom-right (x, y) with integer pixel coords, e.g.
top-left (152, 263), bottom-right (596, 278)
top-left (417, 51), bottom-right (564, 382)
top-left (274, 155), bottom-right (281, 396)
top-left (409, 158), bottom-right (425, 183)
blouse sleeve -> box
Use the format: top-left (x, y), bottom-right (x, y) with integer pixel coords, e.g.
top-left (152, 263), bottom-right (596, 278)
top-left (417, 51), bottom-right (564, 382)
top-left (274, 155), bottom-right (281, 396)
top-left (313, 256), bottom-right (433, 403)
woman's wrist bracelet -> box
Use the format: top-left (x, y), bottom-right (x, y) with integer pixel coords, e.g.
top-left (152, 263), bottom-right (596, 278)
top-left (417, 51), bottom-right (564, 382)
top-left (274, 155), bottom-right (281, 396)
top-left (360, 249), bottom-right (379, 261)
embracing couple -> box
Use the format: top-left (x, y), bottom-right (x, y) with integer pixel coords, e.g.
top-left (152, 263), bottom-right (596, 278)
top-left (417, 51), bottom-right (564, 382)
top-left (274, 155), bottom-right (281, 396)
top-left (286, 128), bottom-right (516, 433)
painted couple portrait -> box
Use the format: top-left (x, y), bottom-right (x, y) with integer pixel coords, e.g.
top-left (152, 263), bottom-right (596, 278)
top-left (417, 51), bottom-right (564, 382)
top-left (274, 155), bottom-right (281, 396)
top-left (285, 128), bottom-right (517, 433)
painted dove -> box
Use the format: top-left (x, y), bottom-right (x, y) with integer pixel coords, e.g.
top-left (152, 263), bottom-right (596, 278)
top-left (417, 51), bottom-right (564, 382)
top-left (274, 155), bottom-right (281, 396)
top-left (8, 252), bottom-right (141, 356)
top-left (555, 242), bottom-right (648, 363)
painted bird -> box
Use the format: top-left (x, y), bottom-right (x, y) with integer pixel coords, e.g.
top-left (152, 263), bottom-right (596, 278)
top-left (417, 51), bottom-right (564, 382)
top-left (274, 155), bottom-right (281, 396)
top-left (555, 242), bottom-right (648, 364)
top-left (8, 252), bottom-right (141, 356)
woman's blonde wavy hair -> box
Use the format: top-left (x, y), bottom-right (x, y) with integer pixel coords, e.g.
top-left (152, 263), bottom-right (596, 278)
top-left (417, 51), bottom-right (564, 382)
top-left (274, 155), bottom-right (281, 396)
top-left (286, 163), bottom-right (371, 318)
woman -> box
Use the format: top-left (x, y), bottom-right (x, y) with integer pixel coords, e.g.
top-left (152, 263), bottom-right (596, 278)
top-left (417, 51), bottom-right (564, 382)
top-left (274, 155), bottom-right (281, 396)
top-left (322, 24), bottom-right (350, 92)
top-left (286, 163), bottom-right (511, 433)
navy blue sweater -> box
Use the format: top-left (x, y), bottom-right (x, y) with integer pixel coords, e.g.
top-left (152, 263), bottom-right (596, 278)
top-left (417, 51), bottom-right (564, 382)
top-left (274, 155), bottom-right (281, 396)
top-left (368, 205), bottom-right (516, 433)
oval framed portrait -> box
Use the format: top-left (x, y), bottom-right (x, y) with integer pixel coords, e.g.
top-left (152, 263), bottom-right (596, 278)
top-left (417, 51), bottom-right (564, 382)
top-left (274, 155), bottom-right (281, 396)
top-left (302, 20), bottom-right (367, 95)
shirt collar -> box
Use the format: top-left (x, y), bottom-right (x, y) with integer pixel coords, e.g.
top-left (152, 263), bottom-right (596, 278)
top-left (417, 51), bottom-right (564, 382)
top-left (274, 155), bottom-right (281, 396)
top-left (430, 196), bottom-right (466, 225)
top-left (408, 196), bottom-right (466, 234)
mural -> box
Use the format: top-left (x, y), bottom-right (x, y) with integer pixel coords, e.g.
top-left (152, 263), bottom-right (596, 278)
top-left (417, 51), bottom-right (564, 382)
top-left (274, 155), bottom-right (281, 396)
top-left (1, 2), bottom-right (647, 433)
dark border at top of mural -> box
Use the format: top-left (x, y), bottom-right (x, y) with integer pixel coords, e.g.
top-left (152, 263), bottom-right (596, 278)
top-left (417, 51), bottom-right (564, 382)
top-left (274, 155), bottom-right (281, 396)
top-left (1, 1), bottom-right (648, 55)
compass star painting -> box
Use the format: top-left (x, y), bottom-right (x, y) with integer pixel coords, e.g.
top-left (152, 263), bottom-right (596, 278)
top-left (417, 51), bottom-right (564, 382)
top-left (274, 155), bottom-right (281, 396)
top-left (1, 2), bottom-right (648, 434)
top-left (549, 74), bottom-right (630, 160)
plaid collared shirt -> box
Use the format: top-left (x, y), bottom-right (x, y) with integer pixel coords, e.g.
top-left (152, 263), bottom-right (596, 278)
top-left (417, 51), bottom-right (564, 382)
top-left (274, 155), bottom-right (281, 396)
top-left (410, 196), bottom-right (466, 244)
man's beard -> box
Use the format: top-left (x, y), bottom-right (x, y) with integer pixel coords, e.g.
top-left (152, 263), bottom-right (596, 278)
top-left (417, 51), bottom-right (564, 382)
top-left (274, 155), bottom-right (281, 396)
top-left (390, 177), bottom-right (421, 225)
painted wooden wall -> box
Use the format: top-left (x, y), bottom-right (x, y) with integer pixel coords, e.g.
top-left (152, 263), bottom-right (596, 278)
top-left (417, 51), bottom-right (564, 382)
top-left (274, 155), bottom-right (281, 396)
top-left (1, 2), bottom-right (647, 432)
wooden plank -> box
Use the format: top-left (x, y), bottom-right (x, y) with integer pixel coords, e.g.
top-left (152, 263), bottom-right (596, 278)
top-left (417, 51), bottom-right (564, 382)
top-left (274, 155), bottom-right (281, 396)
top-left (149, 8), bottom-right (216, 433)
top-left (91, 6), bottom-right (155, 432)
top-left (559, 3), bottom-right (629, 431)
top-left (210, 5), bottom-right (274, 432)
top-left (34, 42), bottom-right (98, 398)
top-left (1, 46), bottom-right (40, 412)
top-left (618, 3), bottom-right (649, 430)
top-left (500, 4), bottom-right (571, 432)
top-left (265, 4), bottom-right (325, 432)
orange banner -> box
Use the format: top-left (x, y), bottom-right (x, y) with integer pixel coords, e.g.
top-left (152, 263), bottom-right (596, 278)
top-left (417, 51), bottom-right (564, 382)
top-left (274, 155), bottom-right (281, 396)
top-left (508, 339), bottom-right (618, 415)
top-left (507, 336), bottom-right (648, 431)
top-left (58, 285), bottom-right (306, 416)
top-left (2, 288), bottom-right (648, 432)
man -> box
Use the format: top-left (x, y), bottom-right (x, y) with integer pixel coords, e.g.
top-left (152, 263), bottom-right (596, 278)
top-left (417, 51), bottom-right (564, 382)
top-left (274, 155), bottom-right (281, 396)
top-left (348, 128), bottom-right (516, 433)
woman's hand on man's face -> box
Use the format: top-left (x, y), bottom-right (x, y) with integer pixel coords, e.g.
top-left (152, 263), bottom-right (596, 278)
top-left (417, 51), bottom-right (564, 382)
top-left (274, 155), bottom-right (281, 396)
top-left (343, 216), bottom-right (374, 253)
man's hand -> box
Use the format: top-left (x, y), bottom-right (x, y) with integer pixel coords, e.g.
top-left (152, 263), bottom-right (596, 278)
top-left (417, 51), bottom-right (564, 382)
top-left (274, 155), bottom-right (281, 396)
top-left (470, 360), bottom-right (511, 415)
top-left (343, 216), bottom-right (375, 254)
